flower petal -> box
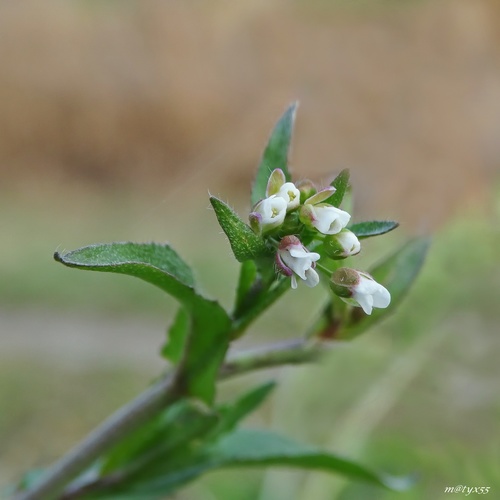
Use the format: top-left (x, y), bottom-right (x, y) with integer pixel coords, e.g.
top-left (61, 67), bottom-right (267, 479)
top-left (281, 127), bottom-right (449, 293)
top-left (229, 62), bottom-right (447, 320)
top-left (266, 169), bottom-right (286, 197)
top-left (304, 268), bottom-right (320, 288)
top-left (276, 182), bottom-right (301, 211)
top-left (304, 186), bottom-right (336, 205)
top-left (354, 291), bottom-right (374, 315)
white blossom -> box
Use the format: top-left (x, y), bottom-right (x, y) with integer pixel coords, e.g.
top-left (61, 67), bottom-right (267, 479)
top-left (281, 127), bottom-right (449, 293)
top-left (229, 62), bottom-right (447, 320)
top-left (276, 235), bottom-right (320, 289)
top-left (330, 268), bottom-right (390, 315)
top-left (250, 195), bottom-right (287, 233)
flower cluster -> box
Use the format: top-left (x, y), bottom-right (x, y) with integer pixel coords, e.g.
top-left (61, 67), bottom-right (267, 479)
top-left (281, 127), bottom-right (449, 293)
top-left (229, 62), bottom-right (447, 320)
top-left (249, 169), bottom-right (390, 315)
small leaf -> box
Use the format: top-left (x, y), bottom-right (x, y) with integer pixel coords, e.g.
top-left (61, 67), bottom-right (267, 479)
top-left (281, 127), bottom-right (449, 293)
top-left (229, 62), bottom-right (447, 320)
top-left (231, 275), bottom-right (290, 337)
top-left (161, 307), bottom-right (189, 363)
top-left (349, 220), bottom-right (399, 239)
top-left (251, 102), bottom-right (298, 207)
top-left (324, 168), bottom-right (350, 207)
top-left (210, 382), bottom-right (276, 438)
top-left (341, 236), bottom-right (431, 338)
top-left (210, 196), bottom-right (268, 262)
top-left (55, 242), bottom-right (232, 403)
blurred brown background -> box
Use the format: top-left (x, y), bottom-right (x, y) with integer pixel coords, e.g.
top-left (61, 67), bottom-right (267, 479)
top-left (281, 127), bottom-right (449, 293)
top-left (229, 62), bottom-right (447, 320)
top-left (2, 0), bottom-right (499, 226)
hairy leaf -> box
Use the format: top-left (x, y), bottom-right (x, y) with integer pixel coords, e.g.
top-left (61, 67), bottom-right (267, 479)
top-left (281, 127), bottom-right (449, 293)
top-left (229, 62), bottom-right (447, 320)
top-left (210, 196), bottom-right (268, 262)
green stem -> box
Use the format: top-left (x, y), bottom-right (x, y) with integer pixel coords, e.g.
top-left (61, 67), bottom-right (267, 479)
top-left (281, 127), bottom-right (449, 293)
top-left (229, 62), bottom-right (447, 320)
top-left (316, 262), bottom-right (333, 277)
top-left (15, 338), bottom-right (328, 500)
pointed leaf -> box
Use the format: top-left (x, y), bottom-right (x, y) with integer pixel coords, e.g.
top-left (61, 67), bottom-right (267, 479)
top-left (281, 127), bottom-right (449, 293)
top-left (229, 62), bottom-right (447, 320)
top-left (349, 220), bottom-right (399, 239)
top-left (161, 307), bottom-right (189, 363)
top-left (324, 168), bottom-right (350, 207)
top-left (55, 242), bottom-right (194, 289)
top-left (231, 275), bottom-right (290, 337)
top-left (55, 242), bottom-right (232, 403)
top-left (251, 102), bottom-right (298, 206)
top-left (208, 430), bottom-right (411, 491)
top-left (210, 196), bottom-right (268, 262)
top-left (125, 429), bottom-right (411, 496)
top-left (341, 236), bottom-right (431, 338)
top-left (210, 382), bottom-right (276, 438)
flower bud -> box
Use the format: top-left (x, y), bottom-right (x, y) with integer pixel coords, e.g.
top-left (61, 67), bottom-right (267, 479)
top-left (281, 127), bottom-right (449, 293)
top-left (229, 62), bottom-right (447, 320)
top-left (296, 179), bottom-right (317, 204)
top-left (324, 229), bottom-right (361, 259)
top-left (330, 268), bottom-right (390, 315)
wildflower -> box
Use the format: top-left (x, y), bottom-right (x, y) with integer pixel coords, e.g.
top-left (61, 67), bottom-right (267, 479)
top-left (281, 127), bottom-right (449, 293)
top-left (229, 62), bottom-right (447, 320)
top-left (330, 268), bottom-right (390, 315)
top-left (266, 169), bottom-right (300, 211)
top-left (276, 235), bottom-right (320, 289)
top-left (276, 182), bottom-right (300, 211)
top-left (323, 229), bottom-right (361, 259)
top-left (249, 195), bottom-right (287, 234)
top-left (299, 188), bottom-right (351, 235)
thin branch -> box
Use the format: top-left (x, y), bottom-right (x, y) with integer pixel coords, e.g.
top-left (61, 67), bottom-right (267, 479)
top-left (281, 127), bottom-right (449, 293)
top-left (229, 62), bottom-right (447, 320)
top-left (15, 338), bottom-right (328, 500)
top-left (219, 338), bottom-right (325, 379)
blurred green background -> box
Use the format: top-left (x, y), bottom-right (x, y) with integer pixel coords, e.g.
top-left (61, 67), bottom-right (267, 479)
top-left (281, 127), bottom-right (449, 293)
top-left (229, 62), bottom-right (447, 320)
top-left (1, 1), bottom-right (499, 499)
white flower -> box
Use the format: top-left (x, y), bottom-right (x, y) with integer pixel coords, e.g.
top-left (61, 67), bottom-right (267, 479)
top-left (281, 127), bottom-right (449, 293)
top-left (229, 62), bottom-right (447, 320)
top-left (324, 229), bottom-right (361, 259)
top-left (265, 169), bottom-right (301, 212)
top-left (299, 187), bottom-right (351, 235)
top-left (276, 182), bottom-right (301, 211)
top-left (250, 195), bottom-right (287, 234)
top-left (276, 235), bottom-right (320, 289)
top-left (330, 268), bottom-right (390, 315)
top-left (300, 203), bottom-right (351, 235)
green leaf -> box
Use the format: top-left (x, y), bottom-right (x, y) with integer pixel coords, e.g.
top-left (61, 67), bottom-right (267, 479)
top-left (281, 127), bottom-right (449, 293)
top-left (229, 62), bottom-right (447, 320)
top-left (349, 220), bottom-right (399, 239)
top-left (231, 275), bottom-right (290, 337)
top-left (210, 196), bottom-right (268, 262)
top-left (210, 382), bottom-right (276, 438)
top-left (234, 260), bottom-right (258, 316)
top-left (208, 430), bottom-right (411, 490)
top-left (95, 387), bottom-right (274, 497)
top-left (55, 242), bottom-right (194, 288)
top-left (101, 399), bottom-right (219, 476)
top-left (161, 307), bottom-right (189, 363)
top-left (55, 242), bottom-right (232, 403)
top-left (324, 168), bottom-right (350, 207)
top-left (251, 102), bottom-right (298, 207)
top-left (124, 429), bottom-right (411, 497)
top-left (341, 236), bottom-right (431, 339)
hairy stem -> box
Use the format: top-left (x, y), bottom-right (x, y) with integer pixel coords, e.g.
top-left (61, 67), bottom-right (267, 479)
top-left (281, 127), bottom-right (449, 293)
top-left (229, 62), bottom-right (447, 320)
top-left (15, 338), bottom-right (327, 500)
